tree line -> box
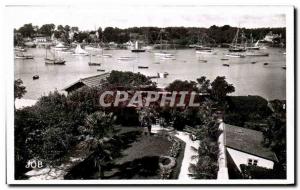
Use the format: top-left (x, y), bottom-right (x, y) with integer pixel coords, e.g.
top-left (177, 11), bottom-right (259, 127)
top-left (15, 23), bottom-right (286, 45)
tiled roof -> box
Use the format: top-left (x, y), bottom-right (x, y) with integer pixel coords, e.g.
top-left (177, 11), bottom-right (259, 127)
top-left (63, 73), bottom-right (110, 92)
top-left (225, 124), bottom-right (278, 162)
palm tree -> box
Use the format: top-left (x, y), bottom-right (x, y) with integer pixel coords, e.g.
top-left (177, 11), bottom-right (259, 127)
top-left (84, 111), bottom-right (115, 179)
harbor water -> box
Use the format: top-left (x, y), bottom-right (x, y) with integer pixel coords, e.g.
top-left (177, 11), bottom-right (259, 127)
top-left (14, 47), bottom-right (286, 100)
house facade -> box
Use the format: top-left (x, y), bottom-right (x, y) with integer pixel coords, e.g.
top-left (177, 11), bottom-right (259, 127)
top-left (217, 123), bottom-right (278, 179)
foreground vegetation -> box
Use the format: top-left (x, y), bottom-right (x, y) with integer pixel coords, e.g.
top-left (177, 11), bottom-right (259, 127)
top-left (14, 70), bottom-right (286, 180)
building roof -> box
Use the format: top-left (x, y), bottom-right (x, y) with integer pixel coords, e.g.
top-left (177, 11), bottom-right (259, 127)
top-left (225, 124), bottom-right (278, 162)
top-left (63, 73), bottom-right (110, 92)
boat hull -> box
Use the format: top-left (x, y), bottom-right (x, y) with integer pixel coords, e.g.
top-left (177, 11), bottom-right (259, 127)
top-left (88, 62), bottom-right (101, 66)
top-left (131, 49), bottom-right (146, 53)
top-left (45, 58), bottom-right (66, 65)
top-left (225, 53), bottom-right (246, 58)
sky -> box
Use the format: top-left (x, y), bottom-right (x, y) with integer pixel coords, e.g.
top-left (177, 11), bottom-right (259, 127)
top-left (6, 5), bottom-right (286, 30)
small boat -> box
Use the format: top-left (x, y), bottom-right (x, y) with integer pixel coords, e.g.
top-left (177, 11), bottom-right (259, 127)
top-left (195, 50), bottom-right (216, 55)
top-left (14, 47), bottom-right (26, 52)
top-left (160, 54), bottom-right (176, 60)
top-left (132, 49), bottom-right (146, 52)
top-left (198, 59), bottom-right (207, 63)
top-left (97, 69), bottom-right (106, 72)
top-left (45, 58), bottom-right (66, 65)
top-left (163, 72), bottom-right (169, 78)
top-left (283, 52), bottom-right (286, 55)
top-left (154, 52), bottom-right (173, 57)
top-left (15, 53), bottom-right (34, 59)
top-left (118, 56), bottom-right (136, 61)
top-left (221, 58), bottom-right (229, 61)
top-left (32, 75), bottom-right (39, 80)
top-left (88, 62), bottom-right (101, 66)
top-left (246, 52), bottom-right (269, 56)
top-left (251, 61), bottom-right (257, 64)
top-left (96, 54), bottom-right (113, 58)
top-left (225, 53), bottom-right (245, 58)
top-left (282, 66), bottom-right (286, 70)
top-left (138, 66), bottom-right (149, 69)
top-left (223, 64), bottom-right (230, 67)
top-left (264, 63), bottom-right (269, 65)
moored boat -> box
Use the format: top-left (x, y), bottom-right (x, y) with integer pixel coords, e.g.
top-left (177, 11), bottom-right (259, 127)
top-left (131, 41), bottom-right (146, 52)
top-left (246, 52), bottom-right (269, 56)
top-left (73, 44), bottom-right (89, 56)
top-left (45, 58), bottom-right (66, 65)
top-left (15, 52), bottom-right (34, 59)
top-left (138, 66), bottom-right (149, 69)
top-left (45, 47), bottom-right (66, 65)
top-left (14, 46), bottom-right (27, 52)
top-left (32, 75), bottom-right (39, 80)
top-left (118, 56), bottom-right (136, 61)
top-left (195, 50), bottom-right (216, 55)
top-left (88, 62), bottom-right (101, 66)
top-left (229, 28), bottom-right (247, 52)
top-left (225, 53), bottom-right (245, 58)
top-left (198, 59), bottom-right (208, 63)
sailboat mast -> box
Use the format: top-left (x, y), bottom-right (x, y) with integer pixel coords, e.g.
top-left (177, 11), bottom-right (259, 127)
top-left (235, 28), bottom-right (239, 47)
top-left (160, 31), bottom-right (162, 51)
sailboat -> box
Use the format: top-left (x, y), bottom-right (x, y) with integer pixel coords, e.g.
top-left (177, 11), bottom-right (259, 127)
top-left (52, 42), bottom-right (68, 51)
top-left (131, 41), bottom-right (146, 52)
top-left (45, 47), bottom-right (66, 65)
top-left (96, 47), bottom-right (113, 58)
top-left (246, 34), bottom-right (260, 50)
top-left (194, 32), bottom-right (216, 54)
top-left (88, 53), bottom-right (101, 66)
top-left (154, 29), bottom-right (175, 59)
top-left (229, 28), bottom-right (247, 52)
top-left (73, 44), bottom-right (89, 56)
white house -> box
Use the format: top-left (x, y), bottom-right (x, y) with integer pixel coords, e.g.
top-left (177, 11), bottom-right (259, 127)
top-left (263, 31), bottom-right (282, 43)
top-left (224, 124), bottom-right (278, 173)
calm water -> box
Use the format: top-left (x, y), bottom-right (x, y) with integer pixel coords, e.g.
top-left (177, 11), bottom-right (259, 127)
top-left (14, 47), bottom-right (286, 100)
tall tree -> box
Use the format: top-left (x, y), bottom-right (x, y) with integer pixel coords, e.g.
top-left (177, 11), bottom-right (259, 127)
top-left (18, 23), bottom-right (35, 37)
top-left (211, 76), bottom-right (235, 100)
top-left (39, 24), bottom-right (55, 36)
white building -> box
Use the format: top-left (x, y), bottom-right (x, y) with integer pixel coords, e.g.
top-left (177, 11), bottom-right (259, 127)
top-left (224, 124), bottom-right (278, 173)
top-left (263, 31), bottom-right (282, 43)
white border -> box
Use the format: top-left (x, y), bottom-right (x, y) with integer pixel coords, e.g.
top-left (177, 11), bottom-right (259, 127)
top-left (4, 3), bottom-right (295, 185)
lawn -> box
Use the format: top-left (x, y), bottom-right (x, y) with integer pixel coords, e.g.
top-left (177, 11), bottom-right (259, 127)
top-left (65, 126), bottom-right (185, 179)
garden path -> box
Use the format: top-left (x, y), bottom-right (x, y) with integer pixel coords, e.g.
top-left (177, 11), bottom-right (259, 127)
top-left (151, 125), bottom-right (200, 180)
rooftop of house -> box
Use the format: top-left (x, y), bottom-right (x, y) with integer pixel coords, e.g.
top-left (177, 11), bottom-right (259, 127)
top-left (224, 124), bottom-right (278, 162)
top-left (63, 73), bottom-right (110, 92)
